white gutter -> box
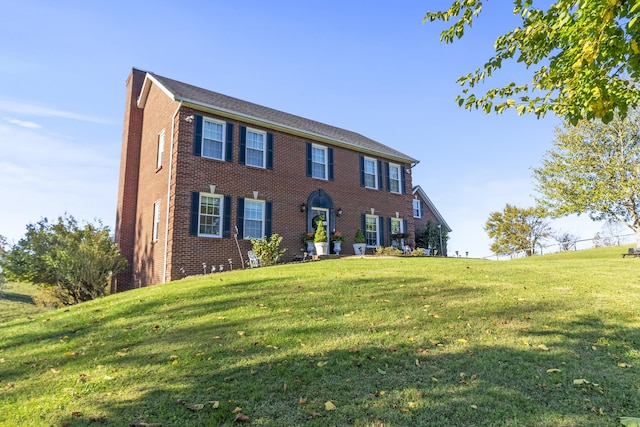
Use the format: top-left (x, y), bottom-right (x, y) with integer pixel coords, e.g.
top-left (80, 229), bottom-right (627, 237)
top-left (163, 101), bottom-right (183, 283)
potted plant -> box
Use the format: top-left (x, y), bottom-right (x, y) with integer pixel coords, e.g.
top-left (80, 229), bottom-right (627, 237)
top-left (331, 230), bottom-right (345, 255)
top-left (302, 232), bottom-right (315, 254)
top-left (314, 216), bottom-right (329, 256)
top-left (353, 228), bottom-right (366, 255)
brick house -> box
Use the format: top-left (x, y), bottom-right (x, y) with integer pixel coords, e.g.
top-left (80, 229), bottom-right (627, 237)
top-left (113, 68), bottom-right (426, 291)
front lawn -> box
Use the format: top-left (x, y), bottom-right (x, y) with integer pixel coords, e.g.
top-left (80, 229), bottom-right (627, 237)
top-left (1, 247), bottom-right (639, 426)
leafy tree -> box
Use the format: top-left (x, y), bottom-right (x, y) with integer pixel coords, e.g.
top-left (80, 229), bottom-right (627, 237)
top-left (533, 110), bottom-right (640, 246)
top-left (415, 220), bottom-right (449, 256)
top-left (1, 215), bottom-right (127, 304)
top-left (484, 204), bottom-right (551, 256)
top-left (423, 1), bottom-right (640, 123)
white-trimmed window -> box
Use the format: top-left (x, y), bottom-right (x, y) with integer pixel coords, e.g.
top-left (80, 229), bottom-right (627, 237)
top-left (202, 118), bottom-right (225, 160)
top-left (156, 130), bottom-right (165, 169)
top-left (413, 199), bottom-right (423, 218)
top-left (199, 193), bottom-right (223, 237)
top-left (365, 215), bottom-right (379, 247)
top-left (243, 199), bottom-right (264, 239)
top-left (152, 200), bottom-right (161, 242)
top-left (364, 157), bottom-right (378, 189)
top-left (389, 163), bottom-right (401, 193)
top-left (245, 128), bottom-right (266, 168)
top-left (311, 144), bottom-right (328, 179)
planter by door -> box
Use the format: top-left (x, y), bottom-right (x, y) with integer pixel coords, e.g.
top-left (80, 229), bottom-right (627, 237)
top-left (315, 242), bottom-right (329, 256)
top-left (333, 241), bottom-right (342, 255)
top-left (353, 243), bottom-right (366, 255)
top-left (306, 241), bottom-right (315, 254)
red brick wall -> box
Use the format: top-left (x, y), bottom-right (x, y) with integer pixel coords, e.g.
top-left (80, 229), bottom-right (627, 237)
top-left (112, 69), bottom-right (145, 292)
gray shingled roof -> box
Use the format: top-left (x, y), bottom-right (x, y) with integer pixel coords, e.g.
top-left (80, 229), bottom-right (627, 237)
top-left (147, 71), bottom-right (417, 163)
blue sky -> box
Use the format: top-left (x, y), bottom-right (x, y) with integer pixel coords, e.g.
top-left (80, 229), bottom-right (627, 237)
top-left (0, 1), bottom-right (606, 257)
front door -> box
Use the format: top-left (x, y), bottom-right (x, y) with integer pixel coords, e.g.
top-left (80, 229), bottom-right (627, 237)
top-left (311, 207), bottom-right (330, 244)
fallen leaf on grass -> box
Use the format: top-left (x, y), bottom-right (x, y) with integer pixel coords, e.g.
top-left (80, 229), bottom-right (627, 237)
top-left (547, 369), bottom-right (562, 373)
top-left (50, 368), bottom-right (60, 374)
top-left (377, 368), bottom-right (387, 375)
top-left (187, 403), bottom-right (204, 411)
top-left (325, 401), bottom-right (337, 411)
top-left (316, 361), bottom-right (327, 367)
top-left (537, 344), bottom-right (549, 351)
top-left (232, 407), bottom-right (243, 414)
top-left (618, 363), bottom-right (632, 368)
top-left (209, 401), bottom-right (220, 409)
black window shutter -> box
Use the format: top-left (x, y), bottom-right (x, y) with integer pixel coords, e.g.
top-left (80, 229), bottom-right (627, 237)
top-left (377, 160), bottom-right (383, 190)
top-left (359, 155), bottom-right (365, 187)
top-left (225, 123), bottom-right (234, 162)
top-left (403, 219), bottom-right (409, 236)
top-left (223, 195), bottom-right (231, 237)
top-left (420, 201), bottom-right (425, 218)
top-left (328, 147), bottom-right (334, 181)
top-left (238, 126), bottom-right (246, 165)
top-left (236, 197), bottom-right (245, 237)
top-left (190, 192), bottom-right (200, 235)
top-left (387, 217), bottom-right (392, 244)
top-left (385, 162), bottom-right (390, 192)
top-left (306, 142), bottom-right (312, 177)
top-left (193, 115), bottom-right (203, 157)
top-left (265, 201), bottom-right (272, 238)
top-left (266, 132), bottom-right (274, 170)
top-left (401, 166), bottom-right (407, 194)
top-left (379, 216), bottom-right (385, 246)
top-left (361, 214), bottom-right (366, 239)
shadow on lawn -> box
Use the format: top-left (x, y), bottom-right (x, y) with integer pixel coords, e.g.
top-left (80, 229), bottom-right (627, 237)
top-left (49, 312), bottom-right (639, 426)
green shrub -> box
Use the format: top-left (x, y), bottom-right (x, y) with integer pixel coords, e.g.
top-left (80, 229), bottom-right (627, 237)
top-left (314, 217), bottom-right (328, 243)
top-left (354, 229), bottom-right (365, 243)
top-left (374, 246), bottom-right (403, 256)
top-left (250, 234), bottom-right (287, 266)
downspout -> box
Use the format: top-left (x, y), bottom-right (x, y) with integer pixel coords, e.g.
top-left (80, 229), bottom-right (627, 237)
top-left (163, 101), bottom-right (183, 283)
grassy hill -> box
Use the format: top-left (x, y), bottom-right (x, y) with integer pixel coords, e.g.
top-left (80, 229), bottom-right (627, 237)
top-left (1, 247), bottom-right (639, 426)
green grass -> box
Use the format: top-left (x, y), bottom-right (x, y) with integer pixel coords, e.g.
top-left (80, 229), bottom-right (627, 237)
top-left (0, 281), bottom-right (50, 322)
top-left (1, 246), bottom-right (639, 426)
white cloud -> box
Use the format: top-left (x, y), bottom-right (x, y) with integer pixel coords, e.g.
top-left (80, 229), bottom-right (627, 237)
top-left (2, 117), bottom-right (41, 129)
top-left (0, 99), bottom-right (114, 124)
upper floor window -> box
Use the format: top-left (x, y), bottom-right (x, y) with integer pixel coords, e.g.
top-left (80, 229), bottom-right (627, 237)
top-left (152, 200), bottom-right (161, 242)
top-left (389, 163), bottom-right (401, 193)
top-left (239, 126), bottom-right (273, 169)
top-left (311, 144), bottom-right (327, 179)
top-left (245, 129), bottom-right (266, 168)
top-left (199, 193), bottom-right (223, 237)
top-left (365, 214), bottom-right (379, 247)
top-left (202, 118), bottom-right (225, 160)
top-left (363, 157), bottom-right (378, 189)
top-left (413, 199), bottom-right (423, 218)
top-left (194, 115), bottom-right (234, 162)
top-left (306, 142), bottom-right (333, 180)
top-left (243, 199), bottom-right (265, 239)
top-left (156, 130), bottom-right (165, 169)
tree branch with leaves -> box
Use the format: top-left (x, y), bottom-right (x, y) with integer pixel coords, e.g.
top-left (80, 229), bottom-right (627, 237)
top-left (423, 0), bottom-right (640, 123)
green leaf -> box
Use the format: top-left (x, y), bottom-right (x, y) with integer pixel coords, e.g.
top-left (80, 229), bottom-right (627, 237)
top-left (620, 417), bottom-right (640, 427)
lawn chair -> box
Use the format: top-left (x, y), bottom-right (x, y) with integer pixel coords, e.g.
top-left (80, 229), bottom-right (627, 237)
top-left (247, 250), bottom-right (262, 268)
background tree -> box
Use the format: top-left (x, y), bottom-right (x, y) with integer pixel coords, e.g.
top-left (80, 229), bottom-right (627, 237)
top-left (415, 220), bottom-right (449, 256)
top-left (552, 230), bottom-right (579, 251)
top-left (484, 204), bottom-right (551, 257)
top-left (423, 1), bottom-right (640, 123)
top-left (1, 215), bottom-right (127, 304)
top-left (533, 109), bottom-right (640, 247)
